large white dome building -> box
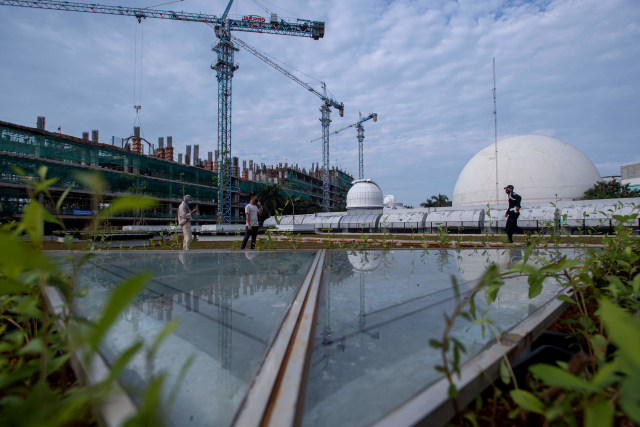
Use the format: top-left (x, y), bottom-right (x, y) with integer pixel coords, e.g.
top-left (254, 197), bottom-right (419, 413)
top-left (346, 179), bottom-right (384, 210)
top-left (453, 135), bottom-right (601, 207)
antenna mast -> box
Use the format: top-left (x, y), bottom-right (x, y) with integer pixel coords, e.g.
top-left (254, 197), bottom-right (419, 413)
top-left (492, 57), bottom-right (498, 206)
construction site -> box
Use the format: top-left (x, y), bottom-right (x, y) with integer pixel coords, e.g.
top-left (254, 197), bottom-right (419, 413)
top-left (0, 118), bottom-right (354, 229)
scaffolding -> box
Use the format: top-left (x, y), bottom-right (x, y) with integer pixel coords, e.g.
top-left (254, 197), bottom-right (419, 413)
top-left (0, 121), bottom-right (241, 224)
top-left (0, 120), bottom-right (354, 223)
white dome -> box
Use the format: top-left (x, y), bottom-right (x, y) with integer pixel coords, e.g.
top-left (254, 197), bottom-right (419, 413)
top-left (453, 135), bottom-right (601, 207)
top-left (348, 250), bottom-right (384, 272)
top-left (346, 179), bottom-right (384, 210)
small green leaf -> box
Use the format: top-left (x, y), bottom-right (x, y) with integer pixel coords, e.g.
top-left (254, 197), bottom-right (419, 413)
top-left (631, 273), bottom-right (640, 293)
top-left (0, 279), bottom-right (31, 295)
top-left (56, 186), bottom-right (72, 212)
top-left (107, 341), bottom-right (144, 383)
top-left (529, 363), bottom-right (597, 392)
top-left (10, 165), bottom-right (26, 176)
top-left (528, 272), bottom-right (543, 298)
top-left (619, 375), bottom-right (640, 423)
top-left (448, 383), bottom-right (458, 399)
top-left (463, 412), bottom-right (479, 427)
top-left (148, 319), bottom-right (179, 356)
top-left (599, 299), bottom-right (640, 367)
top-left (585, 399), bottom-right (614, 427)
top-left (557, 294), bottom-right (575, 304)
top-left (17, 337), bottom-right (44, 355)
top-left (510, 389), bottom-right (545, 414)
top-left (88, 272), bottom-right (152, 353)
top-left (499, 359), bottom-right (511, 385)
top-left (75, 171), bottom-right (106, 194)
top-left (590, 359), bottom-right (621, 389)
top-left (429, 339), bottom-right (442, 349)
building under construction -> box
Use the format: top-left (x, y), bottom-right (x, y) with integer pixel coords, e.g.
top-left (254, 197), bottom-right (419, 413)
top-left (0, 118), bottom-right (354, 228)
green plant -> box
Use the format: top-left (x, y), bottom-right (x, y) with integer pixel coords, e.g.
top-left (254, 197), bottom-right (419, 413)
top-left (259, 228), bottom-right (278, 250)
top-left (0, 168), bottom-right (189, 426)
top-left (437, 204), bottom-right (640, 426)
top-left (430, 263), bottom-right (510, 420)
top-left (273, 199), bottom-right (290, 226)
top-left (156, 219), bottom-right (181, 250)
top-left (436, 225), bottom-right (451, 247)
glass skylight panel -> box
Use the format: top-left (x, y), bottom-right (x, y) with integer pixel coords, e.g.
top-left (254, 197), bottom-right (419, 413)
top-left (57, 247), bottom-right (586, 426)
top-left (68, 251), bottom-right (317, 427)
top-left (301, 248), bottom-right (583, 426)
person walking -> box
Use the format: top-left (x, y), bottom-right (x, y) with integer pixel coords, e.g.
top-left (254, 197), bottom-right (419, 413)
top-left (178, 194), bottom-right (198, 250)
top-left (241, 193), bottom-right (262, 250)
top-left (504, 185), bottom-right (522, 243)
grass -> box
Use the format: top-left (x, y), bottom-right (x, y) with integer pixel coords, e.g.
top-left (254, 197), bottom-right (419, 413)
top-left (40, 232), bottom-right (608, 251)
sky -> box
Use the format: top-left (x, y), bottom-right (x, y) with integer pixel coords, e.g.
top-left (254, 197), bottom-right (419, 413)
top-left (1, 0), bottom-right (639, 207)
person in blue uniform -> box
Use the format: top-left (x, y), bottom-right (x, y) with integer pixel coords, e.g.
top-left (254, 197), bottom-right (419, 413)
top-left (504, 185), bottom-right (522, 243)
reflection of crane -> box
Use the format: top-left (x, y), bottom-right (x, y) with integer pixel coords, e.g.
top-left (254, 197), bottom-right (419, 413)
top-left (311, 112), bottom-right (377, 180)
top-left (1, 0), bottom-right (325, 223)
top-left (232, 36), bottom-right (344, 212)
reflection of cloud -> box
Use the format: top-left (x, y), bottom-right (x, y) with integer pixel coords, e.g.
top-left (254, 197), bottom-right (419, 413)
top-left (347, 250), bottom-right (384, 272)
top-left (456, 249), bottom-right (511, 284)
top-left (245, 251), bottom-right (258, 261)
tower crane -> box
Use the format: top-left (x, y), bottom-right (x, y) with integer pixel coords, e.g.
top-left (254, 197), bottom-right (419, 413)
top-left (1, 0), bottom-right (325, 223)
top-left (310, 112), bottom-right (377, 180)
top-left (232, 36), bottom-right (343, 212)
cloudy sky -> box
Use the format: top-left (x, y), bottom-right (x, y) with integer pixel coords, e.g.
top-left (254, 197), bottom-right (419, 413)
top-left (1, 0), bottom-right (639, 207)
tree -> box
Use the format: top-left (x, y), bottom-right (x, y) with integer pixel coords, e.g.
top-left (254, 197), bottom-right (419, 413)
top-left (282, 197), bottom-right (321, 215)
top-left (420, 193), bottom-right (452, 208)
top-left (582, 180), bottom-right (640, 200)
top-left (255, 184), bottom-right (285, 218)
top-left (331, 202), bottom-right (346, 212)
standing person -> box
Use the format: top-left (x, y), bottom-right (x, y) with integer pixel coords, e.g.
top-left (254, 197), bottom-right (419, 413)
top-left (178, 195), bottom-right (198, 250)
top-left (504, 185), bottom-right (522, 243)
top-left (241, 193), bottom-right (262, 250)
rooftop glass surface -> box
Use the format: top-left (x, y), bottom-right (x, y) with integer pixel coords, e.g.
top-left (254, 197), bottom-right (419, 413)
top-left (66, 250), bottom-right (317, 427)
top-left (61, 247), bottom-right (585, 426)
top-left (301, 248), bottom-right (582, 426)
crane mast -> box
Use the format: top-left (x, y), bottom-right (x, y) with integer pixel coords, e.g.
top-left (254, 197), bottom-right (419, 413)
top-left (232, 36), bottom-right (344, 212)
top-left (1, 0), bottom-right (325, 223)
top-left (310, 112), bottom-right (377, 180)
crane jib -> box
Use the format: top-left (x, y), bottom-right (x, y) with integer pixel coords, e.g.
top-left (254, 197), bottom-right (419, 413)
top-left (0, 0), bottom-right (325, 39)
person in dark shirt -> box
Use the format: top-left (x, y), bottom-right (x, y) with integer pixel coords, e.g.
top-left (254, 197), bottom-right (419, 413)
top-left (504, 185), bottom-right (522, 243)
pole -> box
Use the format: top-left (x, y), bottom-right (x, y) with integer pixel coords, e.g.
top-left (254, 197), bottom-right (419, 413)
top-left (492, 57), bottom-right (498, 207)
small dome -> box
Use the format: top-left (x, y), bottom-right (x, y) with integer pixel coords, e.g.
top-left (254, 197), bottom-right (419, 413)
top-left (346, 179), bottom-right (384, 210)
top-left (348, 250), bottom-right (384, 272)
top-left (453, 135), bottom-right (601, 207)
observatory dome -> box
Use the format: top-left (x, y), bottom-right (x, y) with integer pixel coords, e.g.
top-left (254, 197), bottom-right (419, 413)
top-left (348, 250), bottom-right (384, 272)
top-left (453, 135), bottom-right (601, 207)
top-left (346, 179), bottom-right (384, 210)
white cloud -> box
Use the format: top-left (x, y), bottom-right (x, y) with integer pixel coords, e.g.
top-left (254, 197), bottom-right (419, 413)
top-left (1, 0), bottom-right (639, 207)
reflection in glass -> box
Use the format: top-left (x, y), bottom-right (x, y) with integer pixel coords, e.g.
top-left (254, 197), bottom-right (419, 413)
top-left (302, 248), bottom-right (585, 427)
top-left (67, 251), bottom-right (316, 427)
